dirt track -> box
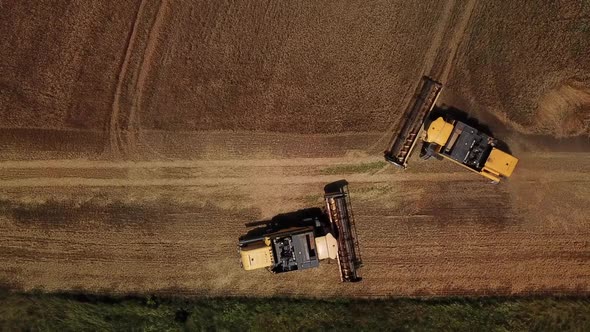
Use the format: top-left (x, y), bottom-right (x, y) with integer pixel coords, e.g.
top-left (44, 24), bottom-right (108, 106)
top-left (0, 1), bottom-right (589, 297)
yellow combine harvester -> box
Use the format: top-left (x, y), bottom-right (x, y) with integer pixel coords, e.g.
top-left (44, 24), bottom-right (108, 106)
top-left (384, 77), bottom-right (518, 183)
top-left (421, 116), bottom-right (518, 183)
top-left (238, 181), bottom-right (362, 282)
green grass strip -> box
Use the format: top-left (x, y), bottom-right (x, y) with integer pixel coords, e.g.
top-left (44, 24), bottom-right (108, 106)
top-left (320, 161), bottom-right (387, 175)
top-left (1, 290), bottom-right (589, 331)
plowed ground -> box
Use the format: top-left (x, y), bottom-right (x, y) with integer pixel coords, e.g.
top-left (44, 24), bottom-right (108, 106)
top-left (0, 1), bottom-right (588, 297)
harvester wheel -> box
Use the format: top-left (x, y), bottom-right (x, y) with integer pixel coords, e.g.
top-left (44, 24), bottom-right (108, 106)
top-left (420, 143), bottom-right (435, 160)
top-left (420, 153), bottom-right (432, 160)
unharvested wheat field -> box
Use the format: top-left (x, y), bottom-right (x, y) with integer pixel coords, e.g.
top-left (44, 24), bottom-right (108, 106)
top-left (0, 1), bottom-right (588, 297)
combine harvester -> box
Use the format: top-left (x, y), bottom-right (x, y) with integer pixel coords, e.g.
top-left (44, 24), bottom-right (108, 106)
top-left (384, 77), bottom-right (518, 183)
top-left (238, 181), bottom-right (362, 282)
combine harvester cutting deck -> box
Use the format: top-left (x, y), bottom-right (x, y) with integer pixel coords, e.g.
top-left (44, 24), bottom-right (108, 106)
top-left (384, 77), bottom-right (518, 183)
top-left (384, 77), bottom-right (443, 168)
top-left (238, 181), bottom-right (362, 282)
top-left (324, 182), bottom-right (362, 282)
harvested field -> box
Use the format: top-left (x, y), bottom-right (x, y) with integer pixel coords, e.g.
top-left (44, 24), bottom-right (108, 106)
top-left (0, 0), bottom-right (588, 298)
top-left (0, 153), bottom-right (588, 297)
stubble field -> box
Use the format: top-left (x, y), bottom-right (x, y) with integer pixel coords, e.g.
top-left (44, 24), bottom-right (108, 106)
top-left (0, 0), bottom-right (588, 297)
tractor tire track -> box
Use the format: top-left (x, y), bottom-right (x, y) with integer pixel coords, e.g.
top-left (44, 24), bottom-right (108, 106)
top-left (373, 0), bottom-right (479, 154)
top-left (420, 0), bottom-right (457, 79)
top-left (108, 0), bottom-right (147, 158)
top-left (107, 0), bottom-right (169, 159)
top-left (0, 171), bottom-right (583, 188)
top-left (370, 0), bottom-right (456, 153)
top-left (0, 153), bottom-right (586, 187)
top-left (437, 0), bottom-right (478, 83)
top-left (128, 0), bottom-right (169, 157)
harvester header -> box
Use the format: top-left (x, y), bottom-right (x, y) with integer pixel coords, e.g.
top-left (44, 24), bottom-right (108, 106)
top-left (324, 182), bottom-right (362, 282)
top-left (385, 77), bottom-right (443, 168)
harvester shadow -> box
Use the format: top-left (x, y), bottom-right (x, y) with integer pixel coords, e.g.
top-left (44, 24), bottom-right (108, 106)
top-left (242, 179), bottom-right (350, 237)
top-left (324, 179), bottom-right (349, 195)
top-left (241, 207), bottom-right (326, 241)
